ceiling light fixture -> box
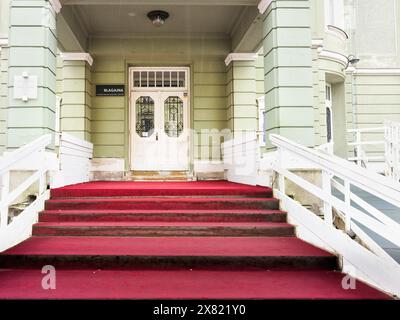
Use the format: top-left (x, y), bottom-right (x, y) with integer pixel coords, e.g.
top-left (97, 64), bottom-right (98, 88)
top-left (147, 10), bottom-right (169, 27)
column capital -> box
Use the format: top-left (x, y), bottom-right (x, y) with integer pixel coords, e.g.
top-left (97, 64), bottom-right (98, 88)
top-left (258, 0), bottom-right (273, 14)
top-left (61, 52), bottom-right (94, 66)
top-left (50, 0), bottom-right (62, 14)
top-left (224, 53), bottom-right (258, 67)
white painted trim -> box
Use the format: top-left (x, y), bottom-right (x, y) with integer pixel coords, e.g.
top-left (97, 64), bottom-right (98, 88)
top-left (224, 53), bottom-right (258, 66)
top-left (129, 67), bottom-right (189, 91)
top-left (326, 25), bottom-right (348, 41)
top-left (128, 67), bottom-right (191, 172)
top-left (318, 49), bottom-right (348, 66)
top-left (258, 0), bottom-right (273, 14)
top-left (60, 52), bottom-right (94, 66)
top-left (50, 0), bottom-right (62, 14)
top-left (353, 68), bottom-right (400, 76)
top-left (0, 38), bottom-right (8, 47)
top-left (311, 39), bottom-right (324, 50)
top-left (91, 158), bottom-right (125, 172)
top-left (193, 160), bottom-right (224, 173)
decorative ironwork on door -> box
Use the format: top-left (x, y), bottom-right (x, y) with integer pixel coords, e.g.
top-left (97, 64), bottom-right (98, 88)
top-left (164, 96), bottom-right (184, 137)
top-left (136, 96), bottom-right (154, 138)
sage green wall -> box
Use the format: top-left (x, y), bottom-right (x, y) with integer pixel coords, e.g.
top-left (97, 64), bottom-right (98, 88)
top-left (91, 59), bottom-right (125, 158)
top-left (351, 74), bottom-right (400, 157)
top-left (89, 37), bottom-right (230, 165)
top-left (7, 0), bottom-right (57, 149)
top-left (193, 60), bottom-right (228, 161)
top-left (344, 0), bottom-right (400, 159)
top-left (56, 54), bottom-right (63, 97)
top-left (353, 75), bottom-right (400, 125)
top-left (0, 0), bottom-right (10, 39)
top-left (226, 60), bottom-right (257, 135)
top-left (0, 0), bottom-right (10, 153)
top-left (255, 50), bottom-right (264, 99)
top-left (0, 47), bottom-right (8, 152)
top-left (61, 60), bottom-right (92, 141)
top-left (263, 0), bottom-right (315, 149)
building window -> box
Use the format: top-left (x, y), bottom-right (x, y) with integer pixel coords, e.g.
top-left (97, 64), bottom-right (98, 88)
top-left (325, 0), bottom-right (344, 30)
top-left (325, 84), bottom-right (333, 143)
top-left (133, 70), bottom-right (187, 89)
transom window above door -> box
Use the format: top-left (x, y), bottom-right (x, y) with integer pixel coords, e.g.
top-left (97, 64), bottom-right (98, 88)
top-left (132, 69), bottom-right (188, 90)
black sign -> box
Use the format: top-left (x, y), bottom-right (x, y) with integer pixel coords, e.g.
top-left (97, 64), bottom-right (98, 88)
top-left (96, 85), bottom-right (125, 96)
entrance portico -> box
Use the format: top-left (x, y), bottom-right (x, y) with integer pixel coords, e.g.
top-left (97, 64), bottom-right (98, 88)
top-left (1, 0), bottom-right (317, 179)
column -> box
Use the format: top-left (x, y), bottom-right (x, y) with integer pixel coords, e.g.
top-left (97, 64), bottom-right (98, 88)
top-left (7, 0), bottom-right (62, 149)
top-left (225, 53), bottom-right (258, 137)
top-left (261, 0), bottom-right (315, 149)
top-left (60, 53), bottom-right (93, 142)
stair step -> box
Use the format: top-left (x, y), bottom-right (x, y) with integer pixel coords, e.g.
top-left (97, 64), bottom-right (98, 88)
top-left (39, 209), bottom-right (287, 223)
top-left (32, 222), bottom-right (295, 237)
top-left (0, 269), bottom-right (389, 299)
top-left (50, 181), bottom-right (272, 198)
top-left (45, 197), bottom-right (279, 211)
top-left (0, 236), bottom-right (337, 270)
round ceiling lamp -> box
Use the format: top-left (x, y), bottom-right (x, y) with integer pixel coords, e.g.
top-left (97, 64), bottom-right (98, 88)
top-left (147, 10), bottom-right (169, 27)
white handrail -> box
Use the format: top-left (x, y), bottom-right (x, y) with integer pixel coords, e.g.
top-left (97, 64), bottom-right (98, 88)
top-left (0, 134), bottom-right (52, 251)
top-left (0, 135), bottom-right (51, 175)
top-left (270, 133), bottom-right (400, 296)
top-left (271, 134), bottom-right (400, 208)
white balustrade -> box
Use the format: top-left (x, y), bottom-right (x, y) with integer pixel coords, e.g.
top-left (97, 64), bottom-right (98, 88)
top-left (270, 133), bottom-right (400, 297)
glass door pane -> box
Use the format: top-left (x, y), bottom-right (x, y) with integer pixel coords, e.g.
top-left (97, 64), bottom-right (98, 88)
top-left (164, 96), bottom-right (183, 137)
top-left (136, 96), bottom-right (155, 137)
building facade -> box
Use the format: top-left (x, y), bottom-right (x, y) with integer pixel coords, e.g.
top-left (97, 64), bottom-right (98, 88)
top-left (0, 0), bottom-right (399, 180)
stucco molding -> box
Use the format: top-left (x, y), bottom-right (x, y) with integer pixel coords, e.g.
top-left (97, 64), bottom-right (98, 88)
top-left (61, 52), bottom-right (94, 66)
top-left (49, 0), bottom-right (62, 14)
top-left (326, 25), bottom-right (349, 42)
top-left (318, 49), bottom-right (348, 67)
top-left (258, 0), bottom-right (273, 14)
top-left (353, 68), bottom-right (400, 76)
top-left (224, 53), bottom-right (258, 66)
top-left (311, 39), bottom-right (324, 50)
top-left (0, 38), bottom-right (9, 47)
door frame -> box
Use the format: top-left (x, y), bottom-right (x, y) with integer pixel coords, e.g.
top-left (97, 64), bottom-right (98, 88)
top-left (128, 66), bottom-right (191, 171)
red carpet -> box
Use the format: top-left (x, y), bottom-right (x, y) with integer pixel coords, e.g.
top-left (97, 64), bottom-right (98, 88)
top-left (0, 181), bottom-right (390, 299)
top-left (1, 236), bottom-right (332, 257)
top-left (51, 181), bottom-right (272, 198)
top-left (45, 197), bottom-right (279, 211)
top-left (0, 269), bottom-right (389, 300)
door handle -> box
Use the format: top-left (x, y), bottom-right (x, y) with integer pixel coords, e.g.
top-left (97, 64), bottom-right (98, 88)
top-left (156, 132), bottom-right (159, 141)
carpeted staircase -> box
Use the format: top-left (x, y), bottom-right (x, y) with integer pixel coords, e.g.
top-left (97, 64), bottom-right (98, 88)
top-left (0, 181), bottom-right (389, 299)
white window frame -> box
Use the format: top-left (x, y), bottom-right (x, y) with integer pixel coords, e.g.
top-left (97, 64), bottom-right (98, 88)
top-left (257, 96), bottom-right (266, 146)
top-left (55, 95), bottom-right (62, 146)
top-left (325, 83), bottom-right (334, 143)
top-left (324, 0), bottom-right (345, 31)
top-left (129, 67), bottom-right (189, 92)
